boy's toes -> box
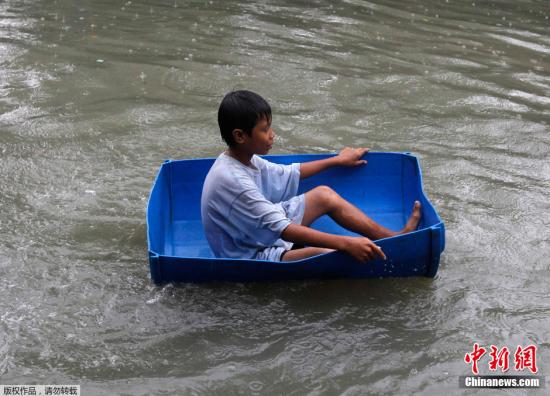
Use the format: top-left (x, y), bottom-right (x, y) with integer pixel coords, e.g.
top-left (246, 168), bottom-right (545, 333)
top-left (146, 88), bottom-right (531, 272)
top-left (403, 201), bottom-right (422, 232)
top-left (413, 200), bottom-right (422, 217)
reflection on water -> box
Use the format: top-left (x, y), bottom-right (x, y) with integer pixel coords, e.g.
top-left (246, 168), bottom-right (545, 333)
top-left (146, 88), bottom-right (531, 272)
top-left (1, 0), bottom-right (549, 393)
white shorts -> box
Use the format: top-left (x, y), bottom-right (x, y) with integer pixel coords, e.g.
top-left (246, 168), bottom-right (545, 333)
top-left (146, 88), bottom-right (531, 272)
top-left (255, 193), bottom-right (306, 262)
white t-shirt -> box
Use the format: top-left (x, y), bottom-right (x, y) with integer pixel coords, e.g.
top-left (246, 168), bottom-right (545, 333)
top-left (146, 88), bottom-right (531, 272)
top-left (201, 152), bottom-right (302, 260)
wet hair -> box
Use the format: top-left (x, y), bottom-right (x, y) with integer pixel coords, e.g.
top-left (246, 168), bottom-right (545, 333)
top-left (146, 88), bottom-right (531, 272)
top-left (218, 90), bottom-right (272, 147)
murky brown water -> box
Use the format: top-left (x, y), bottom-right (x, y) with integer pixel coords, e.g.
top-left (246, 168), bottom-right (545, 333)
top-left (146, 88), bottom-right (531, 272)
top-left (1, 0), bottom-right (549, 394)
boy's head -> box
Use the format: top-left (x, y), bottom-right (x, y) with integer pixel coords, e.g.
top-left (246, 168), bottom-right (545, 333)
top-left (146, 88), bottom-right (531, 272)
top-left (218, 90), bottom-right (272, 147)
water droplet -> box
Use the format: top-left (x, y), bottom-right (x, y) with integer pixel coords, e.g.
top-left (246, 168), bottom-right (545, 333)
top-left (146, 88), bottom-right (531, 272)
top-left (248, 381), bottom-right (264, 393)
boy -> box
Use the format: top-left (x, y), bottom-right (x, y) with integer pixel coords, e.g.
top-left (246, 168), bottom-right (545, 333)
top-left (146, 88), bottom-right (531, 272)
top-left (201, 90), bottom-right (421, 263)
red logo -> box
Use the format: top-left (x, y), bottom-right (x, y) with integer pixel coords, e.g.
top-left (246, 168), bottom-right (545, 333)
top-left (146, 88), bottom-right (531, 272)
top-left (465, 344), bottom-right (538, 375)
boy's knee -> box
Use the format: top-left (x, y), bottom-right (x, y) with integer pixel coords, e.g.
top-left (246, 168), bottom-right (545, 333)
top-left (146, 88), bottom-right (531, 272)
top-left (315, 185), bottom-right (340, 210)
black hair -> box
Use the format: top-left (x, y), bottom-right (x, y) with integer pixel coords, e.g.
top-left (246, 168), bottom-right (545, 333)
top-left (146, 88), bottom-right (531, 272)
top-left (218, 90), bottom-right (272, 147)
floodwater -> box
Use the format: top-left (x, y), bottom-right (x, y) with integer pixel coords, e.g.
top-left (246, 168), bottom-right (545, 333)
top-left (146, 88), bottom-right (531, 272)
top-left (1, 0), bottom-right (549, 394)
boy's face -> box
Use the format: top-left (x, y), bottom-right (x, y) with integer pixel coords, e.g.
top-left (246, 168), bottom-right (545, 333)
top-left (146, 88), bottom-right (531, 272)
top-left (237, 116), bottom-right (274, 155)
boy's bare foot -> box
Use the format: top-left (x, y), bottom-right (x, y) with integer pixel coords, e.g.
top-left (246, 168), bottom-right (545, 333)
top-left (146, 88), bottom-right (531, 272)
top-left (399, 201), bottom-right (422, 234)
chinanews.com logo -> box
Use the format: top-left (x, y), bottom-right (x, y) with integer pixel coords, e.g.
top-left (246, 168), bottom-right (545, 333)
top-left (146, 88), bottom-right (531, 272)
top-left (460, 343), bottom-right (545, 389)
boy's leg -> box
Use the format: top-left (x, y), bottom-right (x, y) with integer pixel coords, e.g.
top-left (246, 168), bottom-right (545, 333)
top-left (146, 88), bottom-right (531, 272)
top-left (281, 247), bottom-right (334, 261)
top-left (280, 186), bottom-right (422, 261)
top-left (301, 186), bottom-right (421, 240)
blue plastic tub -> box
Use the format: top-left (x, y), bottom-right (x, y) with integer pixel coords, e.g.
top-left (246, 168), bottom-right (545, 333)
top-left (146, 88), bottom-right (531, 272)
top-left (146, 152), bottom-right (445, 284)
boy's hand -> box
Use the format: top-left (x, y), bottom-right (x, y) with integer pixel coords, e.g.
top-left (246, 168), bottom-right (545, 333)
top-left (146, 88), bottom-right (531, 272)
top-left (335, 147), bottom-right (369, 167)
top-left (300, 147), bottom-right (369, 179)
top-left (342, 236), bottom-right (386, 262)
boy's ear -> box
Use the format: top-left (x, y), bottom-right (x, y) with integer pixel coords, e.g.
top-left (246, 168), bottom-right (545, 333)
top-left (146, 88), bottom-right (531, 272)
top-left (232, 129), bottom-right (246, 144)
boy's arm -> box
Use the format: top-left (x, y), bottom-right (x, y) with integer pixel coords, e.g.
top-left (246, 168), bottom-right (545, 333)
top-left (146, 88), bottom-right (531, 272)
top-left (281, 223), bottom-right (386, 262)
top-left (299, 147), bottom-right (369, 179)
